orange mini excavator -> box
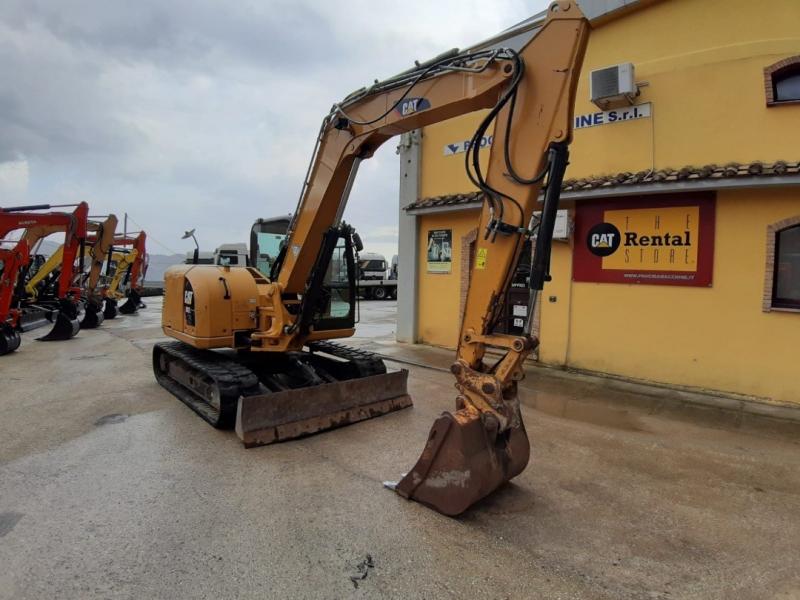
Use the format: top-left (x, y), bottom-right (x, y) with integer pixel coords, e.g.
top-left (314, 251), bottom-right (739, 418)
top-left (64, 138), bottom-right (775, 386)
top-left (0, 202), bottom-right (90, 352)
top-left (154, 2), bottom-right (589, 515)
top-left (79, 214), bottom-right (119, 328)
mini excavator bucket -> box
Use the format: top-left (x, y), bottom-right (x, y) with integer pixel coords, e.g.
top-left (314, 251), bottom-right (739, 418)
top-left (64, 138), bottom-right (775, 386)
top-left (103, 298), bottom-right (119, 319)
top-left (37, 300), bottom-right (80, 342)
top-left (391, 406), bottom-right (530, 516)
top-left (0, 324), bottom-right (21, 355)
top-left (79, 299), bottom-right (105, 329)
top-left (119, 289), bottom-right (141, 314)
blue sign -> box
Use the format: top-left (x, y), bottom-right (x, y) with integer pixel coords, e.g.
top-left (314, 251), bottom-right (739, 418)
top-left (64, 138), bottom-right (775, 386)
top-left (574, 102), bottom-right (651, 129)
top-left (443, 135), bottom-right (493, 156)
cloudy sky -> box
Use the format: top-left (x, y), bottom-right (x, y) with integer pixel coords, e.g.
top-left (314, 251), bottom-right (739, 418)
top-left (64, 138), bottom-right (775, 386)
top-left (0, 0), bottom-right (547, 260)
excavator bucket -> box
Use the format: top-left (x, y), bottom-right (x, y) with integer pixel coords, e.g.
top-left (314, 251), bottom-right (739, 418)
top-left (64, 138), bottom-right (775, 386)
top-left (0, 324), bottom-right (21, 356)
top-left (37, 300), bottom-right (80, 342)
top-left (391, 407), bottom-right (530, 516)
top-left (80, 300), bottom-right (105, 329)
top-left (103, 298), bottom-right (119, 319)
top-left (118, 289), bottom-right (141, 315)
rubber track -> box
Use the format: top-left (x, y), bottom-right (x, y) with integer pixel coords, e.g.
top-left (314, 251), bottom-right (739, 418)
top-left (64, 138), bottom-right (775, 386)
top-left (153, 341), bottom-right (262, 429)
top-left (307, 340), bottom-right (386, 378)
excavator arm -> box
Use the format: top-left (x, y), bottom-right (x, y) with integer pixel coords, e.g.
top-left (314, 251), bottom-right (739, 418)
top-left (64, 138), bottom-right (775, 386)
top-left (275, 2), bottom-right (588, 513)
top-left (107, 232), bottom-right (147, 314)
top-left (76, 214), bottom-right (119, 328)
top-left (105, 249), bottom-right (139, 300)
top-left (84, 215), bottom-right (119, 298)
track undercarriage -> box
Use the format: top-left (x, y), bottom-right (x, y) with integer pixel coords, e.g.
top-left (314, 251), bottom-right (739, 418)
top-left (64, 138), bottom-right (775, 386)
top-left (153, 340), bottom-right (411, 447)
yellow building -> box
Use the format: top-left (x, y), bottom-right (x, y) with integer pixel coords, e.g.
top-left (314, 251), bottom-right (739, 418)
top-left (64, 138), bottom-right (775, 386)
top-left (396, 0), bottom-right (800, 405)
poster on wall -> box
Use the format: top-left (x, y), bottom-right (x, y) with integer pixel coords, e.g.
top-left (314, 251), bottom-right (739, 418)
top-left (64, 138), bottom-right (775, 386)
top-left (573, 194), bottom-right (715, 286)
top-left (427, 229), bottom-right (452, 273)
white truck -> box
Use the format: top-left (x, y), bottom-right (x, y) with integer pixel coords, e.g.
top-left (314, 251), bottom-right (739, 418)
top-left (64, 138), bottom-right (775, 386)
top-left (184, 244), bottom-right (249, 267)
top-left (357, 253), bottom-right (397, 300)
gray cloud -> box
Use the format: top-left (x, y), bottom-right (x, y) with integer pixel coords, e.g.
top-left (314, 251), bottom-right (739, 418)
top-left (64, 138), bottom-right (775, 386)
top-left (0, 0), bottom-right (539, 253)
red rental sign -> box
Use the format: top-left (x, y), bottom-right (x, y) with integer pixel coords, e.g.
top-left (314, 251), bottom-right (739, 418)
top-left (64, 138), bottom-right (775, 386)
top-left (572, 193), bottom-right (716, 286)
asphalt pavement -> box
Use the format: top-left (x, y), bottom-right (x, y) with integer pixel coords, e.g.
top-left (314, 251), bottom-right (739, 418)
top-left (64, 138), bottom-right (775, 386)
top-left (1, 297), bottom-right (799, 599)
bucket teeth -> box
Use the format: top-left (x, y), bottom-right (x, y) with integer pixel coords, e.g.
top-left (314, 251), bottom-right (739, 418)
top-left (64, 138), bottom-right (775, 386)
top-left (393, 408), bottom-right (530, 516)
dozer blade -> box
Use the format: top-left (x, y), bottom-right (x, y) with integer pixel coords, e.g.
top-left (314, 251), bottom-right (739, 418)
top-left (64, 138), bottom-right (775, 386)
top-left (392, 408), bottom-right (530, 516)
top-left (80, 301), bottom-right (105, 329)
top-left (119, 289), bottom-right (141, 314)
top-left (103, 298), bottom-right (119, 320)
top-left (0, 324), bottom-right (21, 356)
top-left (36, 310), bottom-right (80, 342)
top-left (236, 370), bottom-right (412, 448)
top-left (18, 306), bottom-right (55, 333)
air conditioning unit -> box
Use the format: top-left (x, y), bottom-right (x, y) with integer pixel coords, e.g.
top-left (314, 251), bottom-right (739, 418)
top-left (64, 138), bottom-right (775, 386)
top-left (590, 63), bottom-right (637, 109)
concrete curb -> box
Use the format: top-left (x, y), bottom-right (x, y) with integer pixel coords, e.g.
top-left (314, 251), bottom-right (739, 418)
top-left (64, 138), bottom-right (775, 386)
top-left (371, 342), bottom-right (800, 427)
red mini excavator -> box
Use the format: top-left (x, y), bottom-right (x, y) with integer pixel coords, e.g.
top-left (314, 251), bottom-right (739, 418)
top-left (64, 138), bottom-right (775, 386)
top-left (0, 202), bottom-right (89, 352)
top-left (0, 239), bottom-right (30, 354)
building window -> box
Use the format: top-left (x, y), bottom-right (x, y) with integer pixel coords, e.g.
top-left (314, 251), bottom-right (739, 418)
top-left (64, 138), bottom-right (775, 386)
top-left (764, 217), bottom-right (800, 312)
top-left (764, 56), bottom-right (800, 105)
top-left (773, 225), bottom-right (800, 309)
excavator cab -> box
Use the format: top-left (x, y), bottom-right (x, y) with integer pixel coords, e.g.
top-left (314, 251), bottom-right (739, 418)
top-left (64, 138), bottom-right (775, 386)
top-left (251, 217), bottom-right (358, 332)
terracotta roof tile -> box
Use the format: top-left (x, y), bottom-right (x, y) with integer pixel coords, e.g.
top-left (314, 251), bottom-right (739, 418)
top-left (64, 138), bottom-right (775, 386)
top-left (404, 160), bottom-right (800, 211)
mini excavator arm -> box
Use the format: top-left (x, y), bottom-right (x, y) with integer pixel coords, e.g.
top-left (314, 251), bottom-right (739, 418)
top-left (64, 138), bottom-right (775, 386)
top-left (110, 232), bottom-right (147, 291)
top-left (105, 250), bottom-right (139, 300)
top-left (264, 2), bottom-right (588, 514)
top-left (129, 232), bottom-right (147, 291)
top-left (84, 215), bottom-right (118, 299)
top-left (24, 245), bottom-right (66, 298)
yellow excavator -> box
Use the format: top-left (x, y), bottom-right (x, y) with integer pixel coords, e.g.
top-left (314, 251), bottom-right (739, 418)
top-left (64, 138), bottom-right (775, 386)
top-left (155, 2), bottom-right (588, 516)
top-left (103, 248), bottom-right (139, 303)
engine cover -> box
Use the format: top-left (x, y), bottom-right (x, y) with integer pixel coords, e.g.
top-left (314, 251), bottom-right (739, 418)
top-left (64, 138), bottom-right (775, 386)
top-left (162, 264), bottom-right (260, 349)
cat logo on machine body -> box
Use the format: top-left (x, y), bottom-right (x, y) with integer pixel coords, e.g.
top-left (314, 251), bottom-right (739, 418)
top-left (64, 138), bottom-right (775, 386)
top-left (396, 97), bottom-right (431, 117)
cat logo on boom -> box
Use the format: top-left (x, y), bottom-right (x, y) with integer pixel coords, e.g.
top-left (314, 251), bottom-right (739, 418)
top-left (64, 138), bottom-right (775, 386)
top-left (396, 97), bottom-right (431, 117)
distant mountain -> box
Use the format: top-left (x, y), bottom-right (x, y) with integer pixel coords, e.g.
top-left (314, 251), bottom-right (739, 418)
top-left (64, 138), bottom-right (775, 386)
top-left (28, 239), bottom-right (183, 282)
top-left (146, 254), bottom-right (184, 281)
